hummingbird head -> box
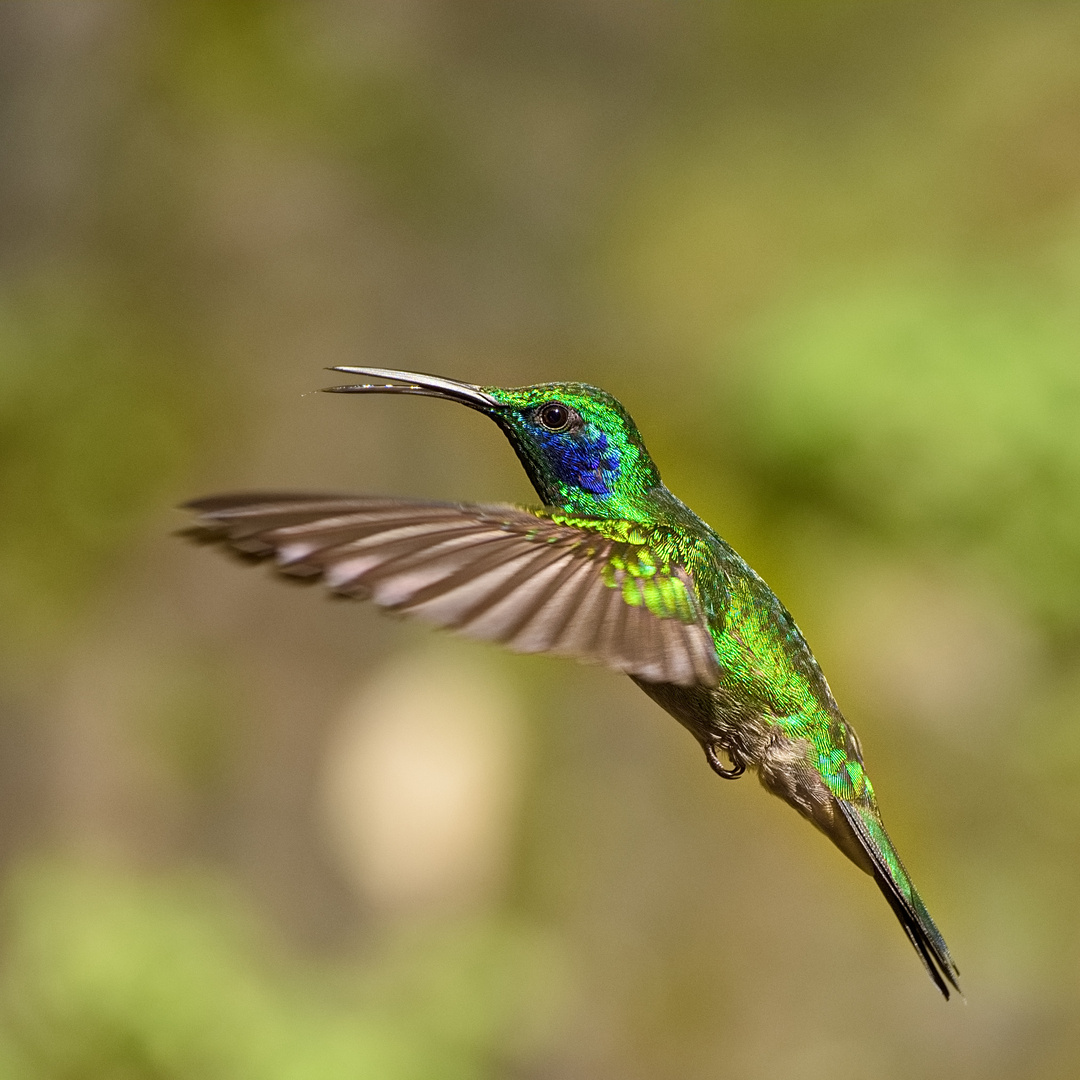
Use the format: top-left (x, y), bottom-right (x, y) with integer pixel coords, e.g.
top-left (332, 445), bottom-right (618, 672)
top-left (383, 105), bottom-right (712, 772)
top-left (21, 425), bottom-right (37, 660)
top-left (325, 367), bottom-right (661, 517)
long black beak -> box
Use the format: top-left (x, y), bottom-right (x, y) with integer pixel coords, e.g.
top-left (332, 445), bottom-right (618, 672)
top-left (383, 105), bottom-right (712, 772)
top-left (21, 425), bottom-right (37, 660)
top-left (323, 367), bottom-right (499, 411)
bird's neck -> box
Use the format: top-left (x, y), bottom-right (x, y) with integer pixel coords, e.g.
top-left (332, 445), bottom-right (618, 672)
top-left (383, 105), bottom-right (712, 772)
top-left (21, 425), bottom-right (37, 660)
top-left (506, 427), bottom-right (665, 521)
top-left (538, 477), bottom-right (686, 525)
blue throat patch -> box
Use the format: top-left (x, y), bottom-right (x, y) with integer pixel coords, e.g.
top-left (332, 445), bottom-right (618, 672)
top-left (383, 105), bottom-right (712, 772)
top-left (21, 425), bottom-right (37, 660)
top-left (539, 427), bottom-right (620, 495)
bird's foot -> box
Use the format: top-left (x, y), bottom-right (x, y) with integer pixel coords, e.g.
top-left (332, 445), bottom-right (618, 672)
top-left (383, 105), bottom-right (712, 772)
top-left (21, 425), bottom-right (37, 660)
top-left (704, 739), bottom-right (745, 780)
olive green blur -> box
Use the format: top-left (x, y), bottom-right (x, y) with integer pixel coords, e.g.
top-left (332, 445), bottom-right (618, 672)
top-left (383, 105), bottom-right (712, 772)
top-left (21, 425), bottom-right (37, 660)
top-left (2, 2), bottom-right (1079, 1077)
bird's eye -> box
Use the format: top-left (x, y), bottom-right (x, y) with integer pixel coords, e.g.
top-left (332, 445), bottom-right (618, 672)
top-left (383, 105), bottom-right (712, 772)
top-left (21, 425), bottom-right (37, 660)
top-left (536, 402), bottom-right (571, 431)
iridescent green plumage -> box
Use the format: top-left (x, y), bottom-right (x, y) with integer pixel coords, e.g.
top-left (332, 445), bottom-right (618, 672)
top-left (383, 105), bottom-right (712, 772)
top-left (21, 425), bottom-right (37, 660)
top-left (184, 368), bottom-right (960, 998)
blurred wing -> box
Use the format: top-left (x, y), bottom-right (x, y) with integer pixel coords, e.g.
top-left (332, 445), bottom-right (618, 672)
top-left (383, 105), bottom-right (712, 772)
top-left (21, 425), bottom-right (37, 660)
top-left (184, 493), bottom-right (719, 687)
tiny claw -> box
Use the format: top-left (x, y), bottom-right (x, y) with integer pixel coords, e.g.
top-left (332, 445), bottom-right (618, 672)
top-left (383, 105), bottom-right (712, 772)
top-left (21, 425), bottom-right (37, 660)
top-left (704, 740), bottom-right (745, 780)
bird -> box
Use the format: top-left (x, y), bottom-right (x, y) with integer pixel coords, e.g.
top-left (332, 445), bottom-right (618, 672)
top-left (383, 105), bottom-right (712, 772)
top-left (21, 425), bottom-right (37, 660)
top-left (183, 366), bottom-right (960, 998)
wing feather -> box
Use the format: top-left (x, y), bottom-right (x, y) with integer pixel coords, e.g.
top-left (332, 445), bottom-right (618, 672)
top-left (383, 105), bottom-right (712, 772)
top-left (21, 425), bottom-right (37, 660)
top-left (508, 555), bottom-right (597, 654)
top-left (184, 493), bottom-right (719, 687)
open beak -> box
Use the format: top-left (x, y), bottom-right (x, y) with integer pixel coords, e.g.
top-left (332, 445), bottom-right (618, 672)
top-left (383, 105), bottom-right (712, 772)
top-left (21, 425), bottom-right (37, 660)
top-left (323, 367), bottom-right (499, 411)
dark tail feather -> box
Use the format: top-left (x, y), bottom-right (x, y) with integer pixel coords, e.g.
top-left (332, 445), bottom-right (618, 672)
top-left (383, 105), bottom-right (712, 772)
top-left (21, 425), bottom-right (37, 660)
top-left (838, 801), bottom-right (961, 1000)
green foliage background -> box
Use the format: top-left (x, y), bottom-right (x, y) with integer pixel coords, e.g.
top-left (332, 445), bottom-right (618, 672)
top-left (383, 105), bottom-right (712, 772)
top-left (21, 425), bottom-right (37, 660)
top-left (1, 2), bottom-right (1079, 1077)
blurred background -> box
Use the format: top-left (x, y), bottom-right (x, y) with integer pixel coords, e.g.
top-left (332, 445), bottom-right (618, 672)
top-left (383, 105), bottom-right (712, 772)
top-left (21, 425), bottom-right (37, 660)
top-left (1, 1), bottom-right (1079, 1077)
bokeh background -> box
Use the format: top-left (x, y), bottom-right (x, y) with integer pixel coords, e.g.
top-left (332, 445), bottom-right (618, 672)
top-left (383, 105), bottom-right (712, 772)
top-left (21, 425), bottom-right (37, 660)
top-left (2, 2), bottom-right (1079, 1077)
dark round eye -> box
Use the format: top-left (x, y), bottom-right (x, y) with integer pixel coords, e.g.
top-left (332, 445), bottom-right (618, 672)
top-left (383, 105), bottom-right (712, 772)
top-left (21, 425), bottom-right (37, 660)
top-left (536, 402), bottom-right (571, 431)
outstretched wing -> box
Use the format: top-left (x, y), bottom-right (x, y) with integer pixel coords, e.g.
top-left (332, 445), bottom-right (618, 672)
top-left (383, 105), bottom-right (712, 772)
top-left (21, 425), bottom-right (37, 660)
top-left (183, 493), bottom-right (719, 687)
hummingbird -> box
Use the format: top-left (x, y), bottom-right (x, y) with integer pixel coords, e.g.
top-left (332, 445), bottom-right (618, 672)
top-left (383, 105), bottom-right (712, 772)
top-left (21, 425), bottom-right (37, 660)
top-left (184, 367), bottom-right (960, 998)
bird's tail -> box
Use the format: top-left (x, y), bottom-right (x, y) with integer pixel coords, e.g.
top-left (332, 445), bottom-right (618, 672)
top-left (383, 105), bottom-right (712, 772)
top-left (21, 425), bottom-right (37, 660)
top-left (838, 800), bottom-right (961, 999)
